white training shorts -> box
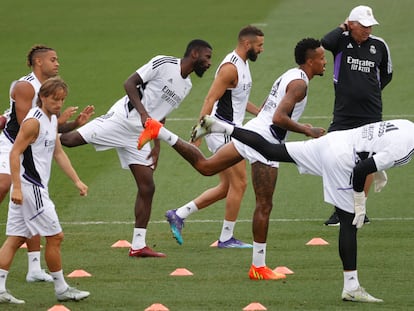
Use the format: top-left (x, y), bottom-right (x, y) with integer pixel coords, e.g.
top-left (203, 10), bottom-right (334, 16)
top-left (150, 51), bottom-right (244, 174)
top-left (0, 133), bottom-right (13, 175)
top-left (77, 98), bottom-right (154, 169)
top-left (286, 136), bottom-right (355, 213)
top-left (233, 119), bottom-right (279, 168)
top-left (6, 183), bottom-right (62, 238)
top-left (205, 133), bottom-right (231, 154)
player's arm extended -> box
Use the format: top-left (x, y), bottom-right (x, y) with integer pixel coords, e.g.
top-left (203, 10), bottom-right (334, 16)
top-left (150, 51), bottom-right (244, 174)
top-left (273, 80), bottom-right (325, 138)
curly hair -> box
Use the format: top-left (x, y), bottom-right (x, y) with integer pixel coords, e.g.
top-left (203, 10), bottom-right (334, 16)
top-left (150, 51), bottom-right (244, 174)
top-left (294, 38), bottom-right (321, 65)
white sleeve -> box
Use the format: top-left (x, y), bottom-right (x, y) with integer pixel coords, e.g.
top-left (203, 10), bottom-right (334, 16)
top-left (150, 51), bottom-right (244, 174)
top-left (136, 56), bottom-right (162, 83)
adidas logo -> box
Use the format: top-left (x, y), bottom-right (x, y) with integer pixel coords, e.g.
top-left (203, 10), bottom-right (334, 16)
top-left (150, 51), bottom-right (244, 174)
top-left (224, 226), bottom-right (230, 231)
top-left (347, 43), bottom-right (353, 49)
top-left (168, 78), bottom-right (173, 84)
top-left (258, 249), bottom-right (264, 254)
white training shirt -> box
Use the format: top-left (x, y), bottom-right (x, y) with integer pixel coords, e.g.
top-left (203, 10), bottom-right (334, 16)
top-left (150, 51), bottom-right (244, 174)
top-left (233, 67), bottom-right (309, 167)
top-left (20, 107), bottom-right (57, 188)
top-left (3, 72), bottom-right (42, 140)
top-left (109, 55), bottom-right (192, 123)
top-left (211, 51), bottom-right (252, 126)
top-left (244, 67), bottom-right (309, 142)
top-left (332, 119), bottom-right (414, 171)
top-left (10, 72), bottom-right (41, 109)
top-left (286, 119), bottom-right (414, 211)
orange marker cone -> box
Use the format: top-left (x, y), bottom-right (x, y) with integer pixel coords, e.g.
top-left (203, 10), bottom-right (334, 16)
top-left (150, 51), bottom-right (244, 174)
top-left (111, 240), bottom-right (132, 248)
top-left (47, 305), bottom-right (71, 311)
top-left (19, 243), bottom-right (43, 249)
top-left (306, 237), bottom-right (329, 245)
top-left (243, 302), bottom-right (267, 310)
top-left (144, 303), bottom-right (169, 311)
top-left (67, 269), bottom-right (92, 278)
top-left (170, 268), bottom-right (193, 276)
top-left (274, 266), bottom-right (294, 274)
top-left (210, 240), bottom-right (218, 247)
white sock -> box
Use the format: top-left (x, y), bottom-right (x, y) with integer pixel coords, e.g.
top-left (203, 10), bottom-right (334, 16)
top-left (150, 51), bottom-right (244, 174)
top-left (252, 241), bottom-right (266, 267)
top-left (131, 228), bottom-right (146, 250)
top-left (50, 270), bottom-right (69, 294)
top-left (219, 220), bottom-right (235, 242)
top-left (176, 201), bottom-right (198, 219)
top-left (212, 118), bottom-right (235, 135)
top-left (343, 270), bottom-right (360, 291)
top-left (27, 251), bottom-right (42, 274)
top-left (157, 127), bottom-right (178, 146)
top-left (0, 269), bottom-right (8, 292)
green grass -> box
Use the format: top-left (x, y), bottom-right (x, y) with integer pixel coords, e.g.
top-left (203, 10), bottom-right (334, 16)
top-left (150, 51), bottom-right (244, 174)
top-left (1, 0), bottom-right (414, 310)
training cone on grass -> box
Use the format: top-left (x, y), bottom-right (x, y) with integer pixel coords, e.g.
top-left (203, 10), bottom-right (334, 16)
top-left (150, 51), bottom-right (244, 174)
top-left (274, 266), bottom-right (294, 275)
top-left (20, 243), bottom-right (43, 249)
top-left (47, 305), bottom-right (71, 311)
top-left (111, 240), bottom-right (132, 248)
top-left (210, 240), bottom-right (218, 247)
top-left (243, 302), bottom-right (267, 310)
top-left (67, 269), bottom-right (92, 278)
top-left (170, 268), bottom-right (193, 276)
top-left (306, 237), bottom-right (329, 245)
top-left (144, 303), bottom-right (169, 311)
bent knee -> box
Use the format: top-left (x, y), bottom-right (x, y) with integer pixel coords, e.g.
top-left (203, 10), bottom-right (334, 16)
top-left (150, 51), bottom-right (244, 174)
top-left (47, 232), bottom-right (64, 243)
top-left (139, 182), bottom-right (156, 197)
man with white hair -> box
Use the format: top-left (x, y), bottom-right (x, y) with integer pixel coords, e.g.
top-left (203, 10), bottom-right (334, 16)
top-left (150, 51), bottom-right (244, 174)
top-left (321, 5), bottom-right (393, 226)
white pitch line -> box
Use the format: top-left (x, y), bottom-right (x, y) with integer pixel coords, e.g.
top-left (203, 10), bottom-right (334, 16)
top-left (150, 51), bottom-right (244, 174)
top-left (167, 115), bottom-right (414, 121)
top-left (2, 217), bottom-right (413, 226)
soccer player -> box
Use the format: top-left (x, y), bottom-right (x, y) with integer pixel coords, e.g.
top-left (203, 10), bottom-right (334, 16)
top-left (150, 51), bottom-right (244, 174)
top-left (137, 115), bottom-right (414, 303)
top-left (0, 45), bottom-right (94, 283)
top-left (0, 77), bottom-right (90, 304)
top-left (139, 38), bottom-right (326, 278)
top-left (60, 39), bottom-right (212, 258)
top-left (321, 5), bottom-right (393, 226)
top-left (165, 25), bottom-right (263, 248)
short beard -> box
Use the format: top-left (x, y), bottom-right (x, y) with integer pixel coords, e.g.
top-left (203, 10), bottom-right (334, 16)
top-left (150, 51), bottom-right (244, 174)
top-left (246, 48), bottom-right (258, 62)
top-left (194, 62), bottom-right (206, 77)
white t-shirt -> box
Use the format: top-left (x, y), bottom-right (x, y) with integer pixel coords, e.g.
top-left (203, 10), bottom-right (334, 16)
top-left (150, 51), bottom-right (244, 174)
top-left (109, 55), bottom-right (192, 123)
top-left (287, 119), bottom-right (414, 211)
